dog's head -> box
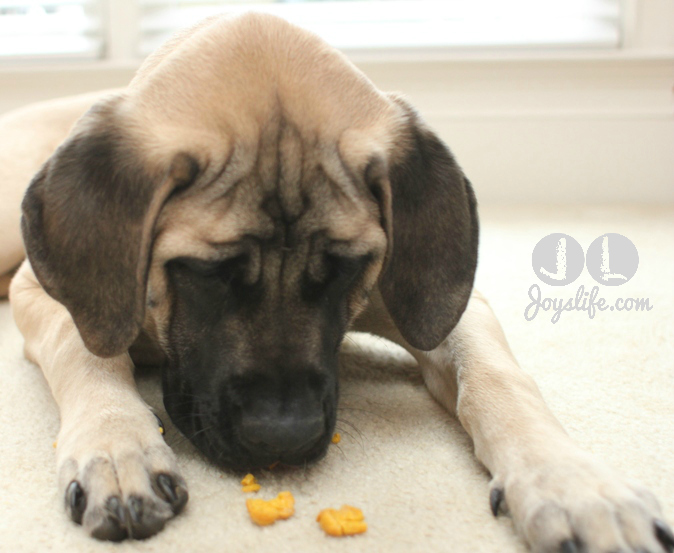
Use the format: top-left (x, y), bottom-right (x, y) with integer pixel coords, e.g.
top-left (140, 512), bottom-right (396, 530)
top-left (21, 14), bottom-right (478, 470)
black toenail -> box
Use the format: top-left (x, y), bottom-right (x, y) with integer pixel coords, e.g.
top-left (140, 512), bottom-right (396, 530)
top-left (489, 487), bottom-right (504, 517)
top-left (655, 519), bottom-right (674, 551)
top-left (155, 473), bottom-right (188, 514)
top-left (128, 496), bottom-right (143, 525)
top-left (157, 474), bottom-right (177, 503)
top-left (105, 496), bottom-right (126, 525)
top-left (559, 539), bottom-right (579, 553)
top-left (66, 480), bottom-right (86, 524)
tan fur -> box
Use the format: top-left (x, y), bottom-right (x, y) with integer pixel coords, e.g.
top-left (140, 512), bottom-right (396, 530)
top-left (1, 12), bottom-right (669, 550)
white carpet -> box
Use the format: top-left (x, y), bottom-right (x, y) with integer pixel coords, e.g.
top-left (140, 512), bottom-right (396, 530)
top-left (1, 205), bottom-right (672, 553)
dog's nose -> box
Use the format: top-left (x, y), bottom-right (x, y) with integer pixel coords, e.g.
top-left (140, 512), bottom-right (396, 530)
top-left (230, 372), bottom-right (329, 461)
top-left (241, 411), bottom-right (325, 453)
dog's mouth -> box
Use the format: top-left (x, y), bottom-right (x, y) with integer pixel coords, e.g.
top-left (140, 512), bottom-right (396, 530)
top-left (162, 372), bottom-right (338, 471)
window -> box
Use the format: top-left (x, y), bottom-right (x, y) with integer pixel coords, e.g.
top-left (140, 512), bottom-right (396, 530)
top-left (139, 0), bottom-right (622, 56)
top-left (0, 0), bottom-right (622, 63)
top-left (0, 0), bottom-right (103, 61)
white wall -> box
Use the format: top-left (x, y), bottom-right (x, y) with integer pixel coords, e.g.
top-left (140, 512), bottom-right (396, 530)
top-left (361, 55), bottom-right (674, 204)
top-left (0, 1), bottom-right (672, 205)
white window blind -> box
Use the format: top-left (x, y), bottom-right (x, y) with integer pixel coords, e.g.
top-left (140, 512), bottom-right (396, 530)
top-left (0, 0), bottom-right (103, 61)
top-left (139, 0), bottom-right (622, 57)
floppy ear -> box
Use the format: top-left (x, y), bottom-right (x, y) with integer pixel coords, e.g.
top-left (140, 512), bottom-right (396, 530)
top-left (21, 97), bottom-right (199, 358)
top-left (374, 96), bottom-right (479, 351)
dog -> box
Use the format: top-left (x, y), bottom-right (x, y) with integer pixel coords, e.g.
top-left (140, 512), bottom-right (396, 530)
top-left (0, 12), bottom-right (672, 551)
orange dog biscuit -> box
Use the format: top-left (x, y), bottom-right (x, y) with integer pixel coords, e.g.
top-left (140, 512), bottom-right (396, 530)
top-left (317, 505), bottom-right (367, 536)
top-left (240, 473), bottom-right (261, 493)
top-left (246, 492), bottom-right (295, 526)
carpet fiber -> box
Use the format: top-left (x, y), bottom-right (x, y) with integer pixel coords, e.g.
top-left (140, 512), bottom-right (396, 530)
top-left (1, 205), bottom-right (672, 553)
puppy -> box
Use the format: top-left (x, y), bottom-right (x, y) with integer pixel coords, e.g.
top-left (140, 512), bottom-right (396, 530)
top-left (0, 12), bottom-right (671, 551)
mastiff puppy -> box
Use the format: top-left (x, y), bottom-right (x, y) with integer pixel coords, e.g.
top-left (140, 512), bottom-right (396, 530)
top-left (0, 12), bottom-right (672, 552)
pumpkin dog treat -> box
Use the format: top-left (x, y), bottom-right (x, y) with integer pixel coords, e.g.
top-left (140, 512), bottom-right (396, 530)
top-left (241, 473), bottom-right (261, 493)
top-left (317, 505), bottom-right (367, 536)
top-left (246, 491), bottom-right (295, 526)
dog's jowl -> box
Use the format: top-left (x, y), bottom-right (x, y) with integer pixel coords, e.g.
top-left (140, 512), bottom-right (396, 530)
top-left (1, 12), bottom-right (671, 552)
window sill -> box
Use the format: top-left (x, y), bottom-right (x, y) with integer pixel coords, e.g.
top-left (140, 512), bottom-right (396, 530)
top-left (0, 48), bottom-right (673, 76)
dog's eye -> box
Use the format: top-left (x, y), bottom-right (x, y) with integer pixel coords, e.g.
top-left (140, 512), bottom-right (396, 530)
top-left (324, 254), bottom-right (370, 284)
top-left (172, 255), bottom-right (247, 283)
top-left (305, 253), bottom-right (371, 300)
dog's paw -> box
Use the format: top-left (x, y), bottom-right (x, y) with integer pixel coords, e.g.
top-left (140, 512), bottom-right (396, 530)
top-left (56, 407), bottom-right (187, 541)
top-left (490, 449), bottom-right (673, 553)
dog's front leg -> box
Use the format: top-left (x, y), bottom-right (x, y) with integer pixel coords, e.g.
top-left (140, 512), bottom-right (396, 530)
top-left (10, 261), bottom-right (187, 541)
top-left (355, 289), bottom-right (673, 553)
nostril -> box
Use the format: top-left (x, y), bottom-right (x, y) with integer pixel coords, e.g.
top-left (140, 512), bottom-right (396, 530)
top-left (241, 414), bottom-right (324, 453)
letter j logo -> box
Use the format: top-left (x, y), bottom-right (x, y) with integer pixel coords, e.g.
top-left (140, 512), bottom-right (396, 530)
top-left (532, 233), bottom-right (585, 286)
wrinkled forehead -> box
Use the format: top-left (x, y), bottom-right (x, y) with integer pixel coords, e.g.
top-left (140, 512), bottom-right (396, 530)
top-left (129, 14), bottom-right (405, 261)
top-left (152, 127), bottom-right (385, 262)
top-left (123, 13), bottom-right (404, 182)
